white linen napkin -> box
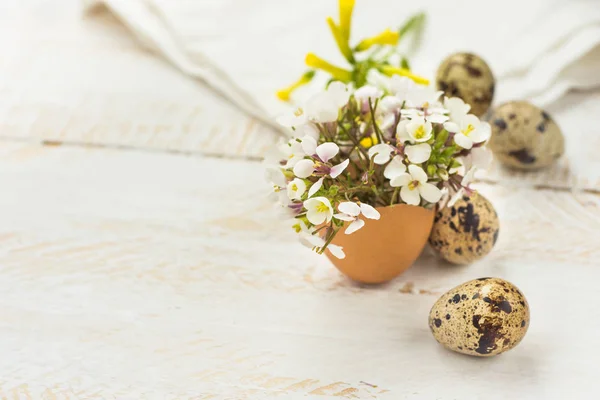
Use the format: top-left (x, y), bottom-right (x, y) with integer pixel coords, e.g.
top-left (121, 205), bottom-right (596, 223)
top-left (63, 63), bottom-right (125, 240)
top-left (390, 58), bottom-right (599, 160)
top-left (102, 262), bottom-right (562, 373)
top-left (83, 0), bottom-right (600, 125)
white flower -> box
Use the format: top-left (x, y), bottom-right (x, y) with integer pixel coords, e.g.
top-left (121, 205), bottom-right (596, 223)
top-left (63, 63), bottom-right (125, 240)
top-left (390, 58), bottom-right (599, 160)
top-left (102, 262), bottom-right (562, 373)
top-left (389, 76), bottom-right (417, 103)
top-left (380, 95), bottom-right (403, 113)
top-left (316, 142), bottom-right (339, 163)
top-left (303, 196), bottom-right (334, 225)
top-left (444, 97), bottom-right (470, 122)
top-left (304, 82), bottom-right (350, 123)
top-left (301, 136), bottom-right (317, 156)
top-left (390, 164), bottom-right (443, 205)
top-left (445, 115), bottom-right (491, 150)
top-left (401, 86), bottom-right (448, 123)
top-left (368, 143), bottom-right (395, 164)
top-left (276, 107), bottom-right (307, 128)
top-left (383, 155), bottom-right (406, 179)
top-left (287, 178), bottom-right (306, 200)
top-left (406, 117), bottom-right (433, 143)
top-left (281, 139), bottom-right (305, 168)
top-left (293, 159), bottom-right (315, 178)
top-left (448, 164), bottom-right (479, 206)
top-left (404, 143), bottom-right (432, 163)
top-left (300, 123), bottom-right (320, 140)
top-left (265, 167), bottom-right (286, 188)
top-left (329, 159), bottom-right (349, 178)
top-left (334, 202), bottom-right (381, 235)
top-left (307, 177), bottom-right (324, 197)
top-left (327, 81), bottom-right (351, 108)
top-left (354, 85), bottom-right (383, 104)
top-left (302, 234), bottom-right (346, 259)
top-left (291, 218), bottom-right (313, 235)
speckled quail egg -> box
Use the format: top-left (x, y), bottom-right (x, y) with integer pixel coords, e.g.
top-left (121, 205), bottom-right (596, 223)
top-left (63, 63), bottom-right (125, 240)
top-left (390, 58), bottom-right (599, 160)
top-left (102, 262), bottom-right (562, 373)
top-left (429, 277), bottom-right (530, 357)
top-left (429, 193), bottom-right (499, 264)
top-left (487, 101), bottom-right (565, 170)
top-left (436, 52), bottom-right (495, 117)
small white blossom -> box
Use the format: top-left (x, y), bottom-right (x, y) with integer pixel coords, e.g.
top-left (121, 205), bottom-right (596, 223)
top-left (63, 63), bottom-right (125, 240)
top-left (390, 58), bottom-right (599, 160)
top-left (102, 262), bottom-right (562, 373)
top-left (368, 143), bottom-right (395, 165)
top-left (354, 85), bottom-right (383, 104)
top-left (304, 82), bottom-right (350, 123)
top-left (383, 155), bottom-right (406, 179)
top-left (404, 143), bottom-right (432, 163)
top-left (276, 107), bottom-right (308, 128)
top-left (301, 136), bottom-right (317, 156)
top-left (301, 232), bottom-right (345, 259)
top-left (304, 196), bottom-right (334, 225)
top-left (405, 117), bottom-right (433, 143)
top-left (287, 178), bottom-right (306, 200)
top-left (293, 159), bottom-right (315, 178)
top-left (445, 115), bottom-right (491, 150)
top-left (281, 139), bottom-right (305, 168)
top-left (334, 202), bottom-right (381, 235)
top-left (390, 164), bottom-right (443, 205)
top-left (265, 167), bottom-right (286, 187)
top-left (389, 76), bottom-right (417, 103)
top-left (401, 86), bottom-right (448, 123)
top-left (316, 142), bottom-right (339, 163)
top-left (444, 97), bottom-right (470, 121)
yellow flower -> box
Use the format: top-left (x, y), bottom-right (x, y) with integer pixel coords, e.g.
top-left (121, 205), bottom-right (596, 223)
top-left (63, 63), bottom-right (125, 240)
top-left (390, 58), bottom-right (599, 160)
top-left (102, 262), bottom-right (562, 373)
top-left (338, 0), bottom-right (355, 41)
top-left (355, 28), bottom-right (399, 52)
top-left (326, 17), bottom-right (354, 62)
top-left (380, 65), bottom-right (430, 85)
top-left (276, 70), bottom-right (316, 101)
top-left (305, 53), bottom-right (352, 83)
top-left (359, 134), bottom-right (380, 149)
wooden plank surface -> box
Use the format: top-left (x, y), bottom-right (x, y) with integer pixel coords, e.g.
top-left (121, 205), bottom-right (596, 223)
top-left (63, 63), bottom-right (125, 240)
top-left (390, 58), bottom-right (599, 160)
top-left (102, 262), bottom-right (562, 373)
top-left (1, 140), bottom-right (599, 399)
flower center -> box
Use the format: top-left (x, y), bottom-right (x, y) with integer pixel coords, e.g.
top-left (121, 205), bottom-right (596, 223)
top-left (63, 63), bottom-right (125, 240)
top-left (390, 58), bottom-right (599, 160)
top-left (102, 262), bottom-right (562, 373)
top-left (408, 180), bottom-right (420, 190)
top-left (294, 107), bottom-right (304, 117)
top-left (291, 183), bottom-right (298, 191)
top-left (462, 124), bottom-right (475, 136)
top-left (414, 125), bottom-right (426, 139)
top-left (316, 202), bottom-right (329, 213)
top-left (292, 223), bottom-right (302, 233)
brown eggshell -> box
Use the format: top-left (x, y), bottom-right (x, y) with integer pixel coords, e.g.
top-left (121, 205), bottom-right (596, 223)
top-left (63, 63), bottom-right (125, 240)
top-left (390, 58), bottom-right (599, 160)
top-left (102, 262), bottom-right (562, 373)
top-left (487, 101), bottom-right (565, 170)
top-left (327, 204), bottom-right (434, 284)
top-left (429, 193), bottom-right (499, 264)
top-left (436, 52), bottom-right (495, 117)
top-left (429, 277), bottom-right (530, 357)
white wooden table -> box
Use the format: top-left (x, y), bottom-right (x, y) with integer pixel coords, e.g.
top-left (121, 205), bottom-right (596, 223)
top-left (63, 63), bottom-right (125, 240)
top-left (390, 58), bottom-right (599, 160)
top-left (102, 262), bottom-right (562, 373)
top-left (1, 2), bottom-right (600, 399)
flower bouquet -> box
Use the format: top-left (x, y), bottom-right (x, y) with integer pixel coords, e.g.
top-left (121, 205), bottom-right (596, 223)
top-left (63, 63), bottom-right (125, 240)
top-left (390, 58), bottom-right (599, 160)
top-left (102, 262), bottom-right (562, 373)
top-left (265, 1), bottom-right (492, 283)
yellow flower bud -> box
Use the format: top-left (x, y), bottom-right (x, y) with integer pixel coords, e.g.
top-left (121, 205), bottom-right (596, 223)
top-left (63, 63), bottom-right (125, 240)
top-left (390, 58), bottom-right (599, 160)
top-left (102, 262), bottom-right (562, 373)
top-left (355, 28), bottom-right (399, 52)
top-left (360, 134), bottom-right (379, 149)
top-left (305, 53), bottom-right (352, 82)
top-left (380, 65), bottom-right (430, 85)
top-left (276, 70), bottom-right (316, 102)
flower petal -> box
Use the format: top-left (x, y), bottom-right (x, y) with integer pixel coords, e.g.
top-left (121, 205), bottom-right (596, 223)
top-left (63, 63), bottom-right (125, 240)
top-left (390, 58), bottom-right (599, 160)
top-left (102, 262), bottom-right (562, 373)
top-left (400, 186), bottom-right (420, 205)
top-left (308, 177), bottom-right (324, 197)
top-left (338, 201), bottom-right (361, 217)
top-left (287, 178), bottom-right (306, 200)
top-left (327, 244), bottom-right (346, 259)
top-left (316, 142), bottom-right (340, 163)
top-left (302, 233), bottom-right (326, 247)
top-left (461, 167), bottom-right (477, 186)
top-left (471, 146), bottom-right (493, 169)
top-left (418, 183), bottom-right (442, 203)
top-left (368, 144), bottom-right (394, 165)
top-left (330, 159), bottom-right (349, 178)
top-left (443, 122), bottom-right (460, 133)
top-left (328, 81), bottom-right (350, 108)
top-left (454, 133), bottom-right (473, 149)
top-left (408, 164), bottom-right (428, 183)
top-left (345, 219), bottom-right (365, 235)
top-left (301, 123), bottom-right (320, 140)
top-left (405, 143), bottom-right (431, 163)
top-left (390, 172), bottom-right (411, 187)
top-left (470, 121), bottom-right (491, 143)
top-left (395, 120), bottom-right (411, 143)
top-left (306, 209), bottom-right (327, 225)
top-left (383, 155), bottom-right (407, 179)
top-left (301, 136), bottom-right (317, 155)
top-left (360, 203), bottom-right (380, 220)
top-left (334, 213), bottom-right (355, 222)
top-left (265, 167), bottom-right (286, 187)
top-left (448, 189), bottom-right (465, 207)
top-left (293, 159), bottom-right (315, 178)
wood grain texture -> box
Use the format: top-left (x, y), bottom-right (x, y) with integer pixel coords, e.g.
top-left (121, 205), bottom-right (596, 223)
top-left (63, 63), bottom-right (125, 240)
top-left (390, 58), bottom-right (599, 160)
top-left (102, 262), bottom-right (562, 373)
top-left (1, 141), bottom-right (599, 399)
